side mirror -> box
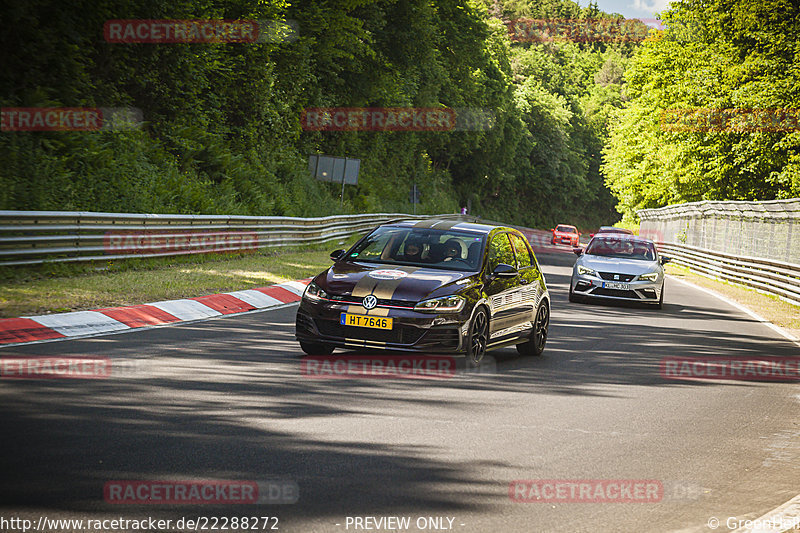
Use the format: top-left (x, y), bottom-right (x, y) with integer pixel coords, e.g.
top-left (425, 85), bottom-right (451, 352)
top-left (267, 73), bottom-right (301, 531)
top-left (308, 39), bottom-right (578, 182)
top-left (589, 233), bottom-right (595, 238)
top-left (489, 263), bottom-right (518, 280)
top-left (549, 228), bottom-right (554, 232)
top-left (660, 256), bottom-right (671, 265)
top-left (573, 247), bottom-right (583, 256)
top-left (330, 249), bottom-right (346, 261)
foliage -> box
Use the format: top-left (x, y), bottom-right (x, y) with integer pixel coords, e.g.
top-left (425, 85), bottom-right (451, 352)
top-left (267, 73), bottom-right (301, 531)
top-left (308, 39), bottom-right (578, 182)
top-left (602, 0), bottom-right (800, 221)
top-left (1, 0), bottom-right (641, 228)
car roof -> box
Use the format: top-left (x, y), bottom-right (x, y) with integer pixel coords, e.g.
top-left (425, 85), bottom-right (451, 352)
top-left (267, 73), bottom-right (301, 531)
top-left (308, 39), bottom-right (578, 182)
top-left (555, 224), bottom-right (577, 229)
top-left (590, 234), bottom-right (655, 244)
top-left (598, 226), bottom-right (633, 233)
top-left (383, 219), bottom-right (512, 235)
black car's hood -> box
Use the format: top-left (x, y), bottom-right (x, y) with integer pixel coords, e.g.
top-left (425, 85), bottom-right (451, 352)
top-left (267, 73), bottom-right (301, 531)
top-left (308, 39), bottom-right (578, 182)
top-left (318, 261), bottom-right (474, 302)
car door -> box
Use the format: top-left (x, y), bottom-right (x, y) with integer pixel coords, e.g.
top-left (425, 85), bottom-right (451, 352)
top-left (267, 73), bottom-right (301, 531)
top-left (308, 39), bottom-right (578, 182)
top-left (484, 232), bottom-right (523, 340)
top-left (509, 232), bottom-right (540, 329)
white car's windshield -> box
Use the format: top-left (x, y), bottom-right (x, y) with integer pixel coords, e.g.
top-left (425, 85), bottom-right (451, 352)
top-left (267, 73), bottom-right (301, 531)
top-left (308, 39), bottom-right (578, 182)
top-left (585, 237), bottom-right (656, 261)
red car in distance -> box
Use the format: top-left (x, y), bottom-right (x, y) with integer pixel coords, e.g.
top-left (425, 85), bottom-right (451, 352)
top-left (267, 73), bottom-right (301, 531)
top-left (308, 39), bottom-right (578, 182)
top-left (550, 224), bottom-right (580, 246)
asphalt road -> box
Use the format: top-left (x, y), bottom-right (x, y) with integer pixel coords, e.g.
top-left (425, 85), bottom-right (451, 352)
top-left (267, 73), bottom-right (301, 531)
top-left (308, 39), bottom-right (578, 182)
top-left (1, 252), bottom-right (798, 533)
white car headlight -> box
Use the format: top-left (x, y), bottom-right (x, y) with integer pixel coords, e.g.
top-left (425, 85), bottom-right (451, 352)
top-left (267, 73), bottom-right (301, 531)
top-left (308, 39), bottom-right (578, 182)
top-left (303, 281), bottom-right (328, 301)
top-left (638, 272), bottom-right (659, 282)
top-left (577, 265), bottom-right (597, 277)
top-left (414, 295), bottom-right (465, 313)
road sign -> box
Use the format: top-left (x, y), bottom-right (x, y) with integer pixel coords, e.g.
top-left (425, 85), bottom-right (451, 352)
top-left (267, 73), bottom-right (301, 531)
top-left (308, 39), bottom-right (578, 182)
top-left (410, 184), bottom-right (421, 204)
top-left (308, 155), bottom-right (360, 185)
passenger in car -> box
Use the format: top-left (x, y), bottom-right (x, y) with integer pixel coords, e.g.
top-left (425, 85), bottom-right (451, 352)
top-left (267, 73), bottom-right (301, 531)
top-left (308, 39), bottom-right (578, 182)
top-left (443, 239), bottom-right (463, 262)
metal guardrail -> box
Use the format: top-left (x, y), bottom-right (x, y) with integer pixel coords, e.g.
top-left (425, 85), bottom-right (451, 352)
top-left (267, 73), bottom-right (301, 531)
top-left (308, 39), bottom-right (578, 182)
top-left (638, 199), bottom-right (800, 305)
top-left (638, 198), bottom-right (800, 264)
top-left (0, 211), bottom-right (469, 267)
top-left (656, 242), bottom-right (800, 306)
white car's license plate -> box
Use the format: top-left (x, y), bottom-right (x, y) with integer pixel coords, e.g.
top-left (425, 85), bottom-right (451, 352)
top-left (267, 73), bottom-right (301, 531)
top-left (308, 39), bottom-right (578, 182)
top-left (603, 282), bottom-right (629, 290)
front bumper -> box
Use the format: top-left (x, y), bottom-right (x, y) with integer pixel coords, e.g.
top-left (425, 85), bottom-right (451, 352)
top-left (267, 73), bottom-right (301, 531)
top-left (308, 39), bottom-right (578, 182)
top-left (553, 235), bottom-right (577, 245)
top-left (295, 299), bottom-right (469, 353)
top-left (570, 273), bottom-right (662, 302)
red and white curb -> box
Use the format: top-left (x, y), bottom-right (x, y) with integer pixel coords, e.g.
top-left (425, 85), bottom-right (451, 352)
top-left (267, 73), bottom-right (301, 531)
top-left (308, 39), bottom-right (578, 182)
top-left (0, 280), bottom-right (311, 347)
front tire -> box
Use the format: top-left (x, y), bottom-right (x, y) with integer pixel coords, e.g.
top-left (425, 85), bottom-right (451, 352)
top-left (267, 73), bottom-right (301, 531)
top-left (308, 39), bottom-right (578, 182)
top-left (465, 307), bottom-right (488, 367)
top-left (517, 302), bottom-right (549, 357)
top-left (299, 341), bottom-right (335, 355)
top-left (654, 282), bottom-right (664, 309)
top-left (568, 285), bottom-right (577, 303)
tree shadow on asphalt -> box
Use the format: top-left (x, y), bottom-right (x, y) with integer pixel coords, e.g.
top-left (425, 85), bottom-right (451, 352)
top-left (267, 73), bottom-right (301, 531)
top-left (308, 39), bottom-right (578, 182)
top-left (0, 254), bottom-right (797, 520)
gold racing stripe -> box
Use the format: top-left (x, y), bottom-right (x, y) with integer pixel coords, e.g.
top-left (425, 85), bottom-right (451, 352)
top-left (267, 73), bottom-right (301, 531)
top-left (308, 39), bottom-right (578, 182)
top-left (344, 266), bottom-right (419, 316)
top-left (345, 275), bottom-right (379, 315)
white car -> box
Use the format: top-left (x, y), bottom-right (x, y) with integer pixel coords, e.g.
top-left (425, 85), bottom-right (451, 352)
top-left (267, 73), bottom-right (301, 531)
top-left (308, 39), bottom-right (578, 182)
top-left (569, 235), bottom-right (670, 308)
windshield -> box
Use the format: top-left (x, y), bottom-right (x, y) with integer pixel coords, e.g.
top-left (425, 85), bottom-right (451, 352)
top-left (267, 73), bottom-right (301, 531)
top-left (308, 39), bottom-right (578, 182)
top-left (585, 237), bottom-right (656, 261)
top-left (345, 226), bottom-right (485, 271)
top-left (556, 225), bottom-right (577, 233)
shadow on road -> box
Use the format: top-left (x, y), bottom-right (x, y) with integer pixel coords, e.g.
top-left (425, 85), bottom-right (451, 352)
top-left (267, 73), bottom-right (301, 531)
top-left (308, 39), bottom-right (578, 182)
top-left (0, 252), bottom-right (797, 519)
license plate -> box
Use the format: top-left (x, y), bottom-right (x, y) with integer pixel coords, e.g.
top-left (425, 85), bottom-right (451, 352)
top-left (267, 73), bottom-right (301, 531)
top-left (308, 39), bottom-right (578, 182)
top-left (603, 282), bottom-right (629, 290)
top-left (340, 313), bottom-right (393, 330)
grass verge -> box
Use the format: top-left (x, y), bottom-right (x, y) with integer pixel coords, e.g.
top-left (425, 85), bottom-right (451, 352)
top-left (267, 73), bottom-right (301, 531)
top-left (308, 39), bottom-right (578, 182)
top-left (0, 235), bottom-right (362, 318)
top-left (666, 262), bottom-right (800, 341)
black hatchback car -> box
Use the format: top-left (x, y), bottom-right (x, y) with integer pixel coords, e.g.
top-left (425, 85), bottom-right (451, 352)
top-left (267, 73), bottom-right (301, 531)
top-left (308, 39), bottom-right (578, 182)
top-left (295, 219), bottom-right (550, 365)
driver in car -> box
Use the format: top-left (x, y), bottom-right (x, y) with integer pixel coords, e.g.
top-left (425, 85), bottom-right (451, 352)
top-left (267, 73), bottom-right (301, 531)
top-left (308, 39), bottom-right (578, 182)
top-left (443, 239), bottom-right (463, 262)
top-left (401, 239), bottom-right (424, 263)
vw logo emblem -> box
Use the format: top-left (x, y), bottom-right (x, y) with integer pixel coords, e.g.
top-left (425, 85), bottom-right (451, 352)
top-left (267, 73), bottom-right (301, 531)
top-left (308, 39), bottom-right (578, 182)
top-left (614, 274), bottom-right (619, 280)
top-left (362, 294), bottom-right (378, 310)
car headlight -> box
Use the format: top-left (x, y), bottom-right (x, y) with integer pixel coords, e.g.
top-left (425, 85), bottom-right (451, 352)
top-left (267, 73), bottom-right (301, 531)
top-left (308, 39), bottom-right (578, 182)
top-left (303, 281), bottom-right (328, 301)
top-left (414, 295), bottom-right (465, 313)
top-left (577, 265), bottom-right (597, 277)
top-left (638, 272), bottom-right (659, 282)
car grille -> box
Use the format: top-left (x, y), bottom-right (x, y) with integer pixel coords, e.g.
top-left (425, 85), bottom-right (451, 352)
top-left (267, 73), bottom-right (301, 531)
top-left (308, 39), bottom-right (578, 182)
top-left (328, 294), bottom-right (361, 304)
top-left (593, 288), bottom-right (640, 299)
top-left (598, 272), bottom-right (635, 282)
top-left (315, 319), bottom-right (424, 344)
top-left (378, 298), bottom-right (417, 308)
top-left (328, 294), bottom-right (415, 308)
